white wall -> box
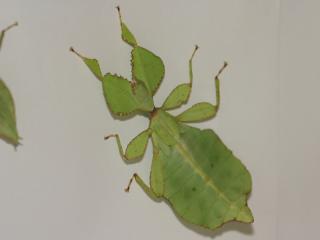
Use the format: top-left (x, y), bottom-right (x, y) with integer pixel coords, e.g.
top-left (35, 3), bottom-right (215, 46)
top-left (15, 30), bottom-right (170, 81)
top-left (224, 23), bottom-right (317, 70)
top-left (0, 0), bottom-right (318, 239)
top-left (278, 0), bottom-right (320, 239)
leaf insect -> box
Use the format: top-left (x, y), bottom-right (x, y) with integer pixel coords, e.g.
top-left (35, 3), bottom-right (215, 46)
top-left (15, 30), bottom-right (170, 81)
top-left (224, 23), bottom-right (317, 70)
top-left (0, 22), bottom-right (20, 147)
top-left (71, 7), bottom-right (253, 231)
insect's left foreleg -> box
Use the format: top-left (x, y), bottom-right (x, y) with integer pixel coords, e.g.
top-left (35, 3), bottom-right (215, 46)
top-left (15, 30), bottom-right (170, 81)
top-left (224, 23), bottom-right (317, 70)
top-left (125, 173), bottom-right (160, 201)
top-left (0, 22), bottom-right (18, 51)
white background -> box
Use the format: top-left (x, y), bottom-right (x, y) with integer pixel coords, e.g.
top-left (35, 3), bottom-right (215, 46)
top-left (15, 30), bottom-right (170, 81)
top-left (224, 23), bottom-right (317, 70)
top-left (0, 0), bottom-right (319, 239)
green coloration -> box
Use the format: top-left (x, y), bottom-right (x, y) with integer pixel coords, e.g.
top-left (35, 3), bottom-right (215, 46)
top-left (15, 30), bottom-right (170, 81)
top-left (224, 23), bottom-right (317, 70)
top-left (162, 84), bottom-right (191, 110)
top-left (82, 58), bottom-right (102, 80)
top-left (150, 110), bottom-right (253, 227)
top-left (177, 102), bottom-right (217, 122)
top-left (120, 22), bottom-right (137, 46)
top-left (0, 22), bottom-right (19, 146)
top-left (71, 7), bottom-right (253, 231)
top-left (162, 46), bottom-right (197, 110)
top-left (0, 79), bottom-right (19, 146)
top-left (103, 74), bottom-right (154, 116)
top-left (0, 32), bottom-right (4, 50)
top-left (106, 129), bottom-right (151, 161)
top-left (117, 6), bottom-right (137, 47)
top-left (131, 46), bottom-right (165, 95)
top-left (126, 129), bottom-right (150, 159)
top-left (70, 47), bottom-right (103, 81)
top-left (117, 6), bottom-right (165, 95)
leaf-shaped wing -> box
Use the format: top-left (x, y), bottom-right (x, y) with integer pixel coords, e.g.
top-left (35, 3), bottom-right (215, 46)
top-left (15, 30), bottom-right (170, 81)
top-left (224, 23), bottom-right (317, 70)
top-left (131, 46), bottom-right (165, 95)
top-left (102, 74), bottom-right (154, 116)
top-left (162, 84), bottom-right (191, 110)
top-left (152, 121), bottom-right (253, 229)
top-left (0, 79), bottom-right (19, 146)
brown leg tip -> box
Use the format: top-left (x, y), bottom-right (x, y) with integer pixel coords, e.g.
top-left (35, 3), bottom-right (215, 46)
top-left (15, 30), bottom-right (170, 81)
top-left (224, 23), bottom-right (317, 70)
top-left (104, 134), bottom-right (114, 140)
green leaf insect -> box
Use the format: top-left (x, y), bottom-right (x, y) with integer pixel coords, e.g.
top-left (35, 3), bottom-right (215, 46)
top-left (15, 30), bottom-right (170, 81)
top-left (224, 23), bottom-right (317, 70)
top-left (0, 22), bottom-right (20, 147)
top-left (71, 7), bottom-right (253, 231)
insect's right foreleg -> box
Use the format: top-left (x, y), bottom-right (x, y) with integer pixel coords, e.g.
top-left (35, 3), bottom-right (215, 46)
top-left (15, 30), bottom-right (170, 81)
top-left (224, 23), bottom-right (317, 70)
top-left (161, 46), bottom-right (199, 110)
top-left (214, 61), bottom-right (228, 112)
top-left (188, 45), bottom-right (199, 88)
top-left (183, 44), bottom-right (199, 102)
top-left (175, 62), bottom-right (228, 123)
top-left (125, 173), bottom-right (159, 201)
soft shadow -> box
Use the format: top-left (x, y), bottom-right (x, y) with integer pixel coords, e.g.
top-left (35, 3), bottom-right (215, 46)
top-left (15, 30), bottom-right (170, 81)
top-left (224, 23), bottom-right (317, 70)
top-left (163, 199), bottom-right (254, 238)
top-left (177, 217), bottom-right (254, 238)
top-left (108, 107), bottom-right (150, 121)
top-left (136, 179), bottom-right (254, 237)
top-left (0, 135), bottom-right (21, 150)
top-left (122, 155), bottom-right (144, 165)
top-left (109, 110), bottom-right (136, 121)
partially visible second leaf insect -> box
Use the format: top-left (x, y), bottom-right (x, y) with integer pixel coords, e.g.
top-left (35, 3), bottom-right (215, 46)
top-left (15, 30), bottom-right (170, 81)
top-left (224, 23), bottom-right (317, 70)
top-left (71, 7), bottom-right (253, 231)
top-left (0, 22), bottom-right (20, 147)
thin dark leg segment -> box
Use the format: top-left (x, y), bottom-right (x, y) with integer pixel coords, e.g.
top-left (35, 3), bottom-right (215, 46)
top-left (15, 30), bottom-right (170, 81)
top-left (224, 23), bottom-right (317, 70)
top-left (0, 22), bottom-right (18, 51)
top-left (125, 173), bottom-right (159, 201)
top-left (189, 45), bottom-right (199, 87)
top-left (214, 61), bottom-right (228, 112)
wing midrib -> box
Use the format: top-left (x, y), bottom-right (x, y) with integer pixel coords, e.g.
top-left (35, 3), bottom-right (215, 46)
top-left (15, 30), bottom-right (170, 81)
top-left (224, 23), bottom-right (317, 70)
top-left (157, 117), bottom-right (233, 205)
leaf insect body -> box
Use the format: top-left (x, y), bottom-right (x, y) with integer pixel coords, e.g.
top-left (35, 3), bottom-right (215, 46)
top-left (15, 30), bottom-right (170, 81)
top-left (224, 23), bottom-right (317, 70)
top-left (0, 22), bottom-right (20, 147)
top-left (71, 7), bottom-right (253, 231)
